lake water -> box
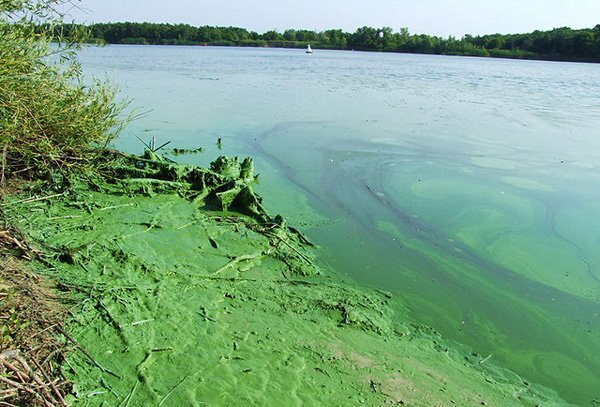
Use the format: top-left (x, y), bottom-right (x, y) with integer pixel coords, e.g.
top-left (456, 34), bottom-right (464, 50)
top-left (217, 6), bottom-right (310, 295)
top-left (79, 45), bottom-right (600, 405)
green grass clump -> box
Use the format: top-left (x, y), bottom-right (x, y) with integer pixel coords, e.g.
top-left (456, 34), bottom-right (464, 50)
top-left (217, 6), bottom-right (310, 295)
top-left (0, 0), bottom-right (126, 183)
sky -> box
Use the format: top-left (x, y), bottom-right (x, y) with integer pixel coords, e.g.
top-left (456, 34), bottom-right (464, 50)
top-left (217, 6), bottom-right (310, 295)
top-left (65, 0), bottom-right (600, 37)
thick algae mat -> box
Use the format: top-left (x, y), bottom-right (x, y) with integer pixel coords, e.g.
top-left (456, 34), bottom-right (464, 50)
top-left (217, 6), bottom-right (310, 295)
top-left (4, 153), bottom-right (569, 406)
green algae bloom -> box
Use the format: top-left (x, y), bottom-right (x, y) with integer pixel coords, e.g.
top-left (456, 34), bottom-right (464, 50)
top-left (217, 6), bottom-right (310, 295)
top-left (2, 152), bottom-right (570, 406)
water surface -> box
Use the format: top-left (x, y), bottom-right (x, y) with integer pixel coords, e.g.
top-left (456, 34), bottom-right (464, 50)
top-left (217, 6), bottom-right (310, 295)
top-left (80, 45), bottom-right (600, 405)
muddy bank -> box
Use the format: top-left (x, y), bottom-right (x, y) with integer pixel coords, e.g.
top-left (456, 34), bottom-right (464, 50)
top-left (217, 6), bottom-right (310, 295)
top-left (1, 151), bottom-right (570, 405)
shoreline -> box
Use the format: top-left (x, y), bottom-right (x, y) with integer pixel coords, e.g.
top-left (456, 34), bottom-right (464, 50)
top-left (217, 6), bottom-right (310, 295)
top-left (0, 149), bottom-right (571, 405)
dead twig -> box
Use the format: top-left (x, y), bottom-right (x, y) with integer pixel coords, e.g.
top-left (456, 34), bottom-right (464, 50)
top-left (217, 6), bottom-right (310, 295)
top-left (1, 359), bottom-right (30, 382)
top-left (0, 376), bottom-right (38, 399)
top-left (0, 229), bottom-right (40, 259)
top-left (269, 232), bottom-right (313, 265)
top-left (1, 143), bottom-right (7, 191)
top-left (0, 192), bottom-right (65, 207)
top-left (13, 355), bottom-right (59, 406)
top-left (56, 325), bottom-right (120, 379)
top-left (30, 357), bottom-right (67, 405)
top-left (158, 375), bottom-right (190, 406)
top-left (0, 230), bottom-right (28, 252)
top-left (0, 258), bottom-right (70, 406)
top-left (0, 375), bottom-right (53, 407)
top-left (479, 354), bottom-right (493, 365)
top-left (120, 379), bottom-right (139, 407)
top-left (213, 252), bottom-right (264, 275)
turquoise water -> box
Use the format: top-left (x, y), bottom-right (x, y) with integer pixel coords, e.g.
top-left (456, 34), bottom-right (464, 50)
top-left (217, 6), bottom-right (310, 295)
top-left (80, 45), bottom-right (600, 405)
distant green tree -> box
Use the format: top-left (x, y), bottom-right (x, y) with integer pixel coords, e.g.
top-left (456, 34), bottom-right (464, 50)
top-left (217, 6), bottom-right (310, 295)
top-left (594, 25), bottom-right (600, 58)
top-left (283, 29), bottom-right (297, 41)
top-left (349, 26), bottom-right (380, 50)
top-left (261, 30), bottom-right (284, 41)
top-left (484, 34), bottom-right (505, 50)
top-left (322, 29), bottom-right (348, 48)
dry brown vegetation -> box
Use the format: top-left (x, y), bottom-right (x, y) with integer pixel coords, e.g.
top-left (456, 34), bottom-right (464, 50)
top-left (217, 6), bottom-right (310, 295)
top-left (0, 247), bottom-right (70, 406)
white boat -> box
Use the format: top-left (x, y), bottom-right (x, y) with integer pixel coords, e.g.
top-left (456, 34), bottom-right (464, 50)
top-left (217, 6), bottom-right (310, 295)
top-left (306, 44), bottom-right (313, 54)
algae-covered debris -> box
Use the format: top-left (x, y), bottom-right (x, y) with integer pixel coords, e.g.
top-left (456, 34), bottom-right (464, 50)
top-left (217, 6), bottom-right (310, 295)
top-left (109, 150), bottom-right (269, 220)
top-left (1, 151), bottom-right (571, 406)
top-left (210, 155), bottom-right (255, 182)
top-left (170, 147), bottom-right (205, 156)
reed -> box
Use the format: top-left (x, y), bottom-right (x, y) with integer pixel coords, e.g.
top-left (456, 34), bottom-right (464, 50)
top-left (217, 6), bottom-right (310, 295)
top-left (0, 0), bottom-right (127, 185)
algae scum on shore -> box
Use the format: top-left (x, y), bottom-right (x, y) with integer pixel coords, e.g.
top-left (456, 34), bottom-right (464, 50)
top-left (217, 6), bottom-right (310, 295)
top-left (2, 150), bottom-right (570, 406)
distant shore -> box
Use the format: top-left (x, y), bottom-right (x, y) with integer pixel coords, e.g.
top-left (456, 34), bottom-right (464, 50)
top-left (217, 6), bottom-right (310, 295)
top-left (96, 41), bottom-right (600, 65)
top-left (60, 22), bottom-right (600, 64)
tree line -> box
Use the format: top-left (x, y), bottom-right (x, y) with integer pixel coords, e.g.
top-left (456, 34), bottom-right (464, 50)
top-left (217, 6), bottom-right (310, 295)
top-left (62, 22), bottom-right (600, 62)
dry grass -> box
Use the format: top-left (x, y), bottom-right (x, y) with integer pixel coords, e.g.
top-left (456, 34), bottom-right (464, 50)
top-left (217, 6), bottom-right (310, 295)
top-left (0, 246), bottom-right (70, 406)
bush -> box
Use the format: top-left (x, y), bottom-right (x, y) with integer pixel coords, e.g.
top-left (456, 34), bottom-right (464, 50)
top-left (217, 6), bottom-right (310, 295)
top-left (0, 0), bottom-right (127, 183)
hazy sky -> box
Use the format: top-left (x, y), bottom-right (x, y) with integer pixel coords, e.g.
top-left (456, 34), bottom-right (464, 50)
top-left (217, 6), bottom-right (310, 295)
top-left (66, 0), bottom-right (600, 37)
